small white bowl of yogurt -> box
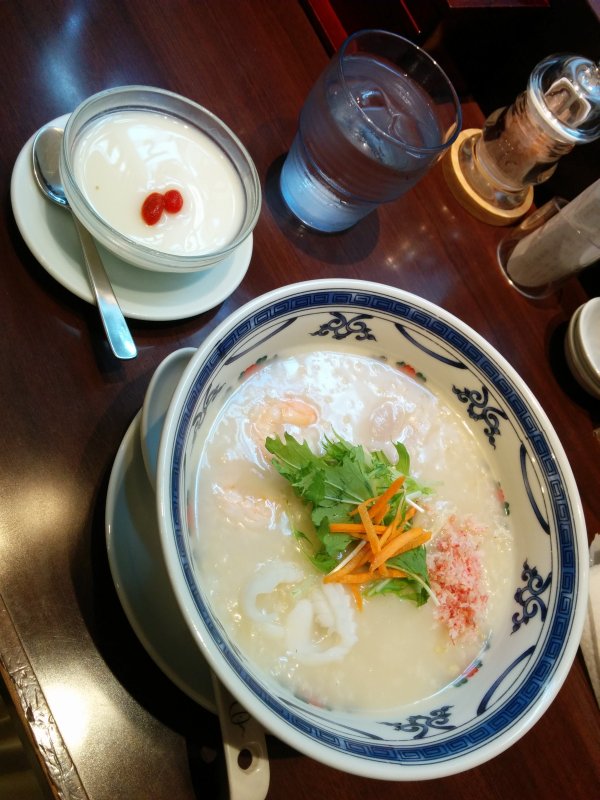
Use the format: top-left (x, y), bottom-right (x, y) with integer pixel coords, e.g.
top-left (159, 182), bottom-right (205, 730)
top-left (60, 86), bottom-right (261, 272)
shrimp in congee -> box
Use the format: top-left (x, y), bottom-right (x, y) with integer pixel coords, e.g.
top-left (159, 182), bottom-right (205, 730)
top-left (248, 396), bottom-right (319, 462)
top-left (213, 484), bottom-right (277, 529)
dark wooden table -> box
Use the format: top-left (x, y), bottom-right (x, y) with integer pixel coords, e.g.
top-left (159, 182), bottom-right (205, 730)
top-left (0, 2), bottom-right (598, 798)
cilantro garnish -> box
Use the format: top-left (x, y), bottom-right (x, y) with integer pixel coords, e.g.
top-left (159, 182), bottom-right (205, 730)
top-left (265, 432), bottom-right (432, 607)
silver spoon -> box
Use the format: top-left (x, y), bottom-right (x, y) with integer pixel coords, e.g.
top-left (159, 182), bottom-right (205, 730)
top-left (32, 125), bottom-right (137, 360)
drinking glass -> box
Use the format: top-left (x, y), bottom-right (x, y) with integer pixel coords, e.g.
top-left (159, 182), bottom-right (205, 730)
top-left (280, 29), bottom-right (462, 232)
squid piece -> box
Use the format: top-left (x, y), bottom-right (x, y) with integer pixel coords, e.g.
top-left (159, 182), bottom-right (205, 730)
top-left (285, 583), bottom-right (358, 666)
top-left (241, 561), bottom-right (304, 638)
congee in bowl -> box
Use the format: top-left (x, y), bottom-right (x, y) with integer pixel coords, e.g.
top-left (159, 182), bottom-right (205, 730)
top-left (156, 279), bottom-right (587, 780)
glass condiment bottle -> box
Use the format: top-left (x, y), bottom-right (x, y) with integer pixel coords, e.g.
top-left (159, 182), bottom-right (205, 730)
top-left (443, 54), bottom-right (600, 225)
top-left (497, 178), bottom-right (600, 298)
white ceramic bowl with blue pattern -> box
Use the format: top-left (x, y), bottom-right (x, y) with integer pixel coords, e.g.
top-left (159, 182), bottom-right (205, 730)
top-left (156, 279), bottom-right (588, 780)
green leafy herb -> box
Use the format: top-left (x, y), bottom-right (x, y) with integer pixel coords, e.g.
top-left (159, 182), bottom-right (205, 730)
top-left (364, 547), bottom-right (432, 606)
top-left (266, 432), bottom-right (432, 606)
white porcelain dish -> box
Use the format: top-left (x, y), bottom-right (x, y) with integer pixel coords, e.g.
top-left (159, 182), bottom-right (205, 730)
top-left (156, 279), bottom-right (588, 780)
top-left (577, 297), bottom-right (600, 385)
top-left (61, 86), bottom-right (261, 273)
top-left (564, 303), bottom-right (600, 400)
top-left (11, 117), bottom-right (253, 322)
top-left (105, 411), bottom-right (216, 711)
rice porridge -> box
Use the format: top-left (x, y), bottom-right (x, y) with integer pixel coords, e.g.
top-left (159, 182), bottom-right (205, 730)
top-left (192, 350), bottom-right (516, 712)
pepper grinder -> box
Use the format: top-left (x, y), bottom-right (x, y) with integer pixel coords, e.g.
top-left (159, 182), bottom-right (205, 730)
top-left (443, 54), bottom-right (600, 225)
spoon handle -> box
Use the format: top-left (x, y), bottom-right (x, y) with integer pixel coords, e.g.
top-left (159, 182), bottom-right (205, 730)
top-left (211, 673), bottom-right (270, 800)
top-left (73, 216), bottom-right (137, 360)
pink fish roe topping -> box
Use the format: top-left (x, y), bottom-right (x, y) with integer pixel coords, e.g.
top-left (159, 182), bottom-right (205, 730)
top-left (427, 515), bottom-right (488, 643)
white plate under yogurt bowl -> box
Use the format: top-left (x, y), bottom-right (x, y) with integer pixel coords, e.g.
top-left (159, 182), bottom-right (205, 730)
top-left (10, 116), bottom-right (253, 322)
top-left (155, 279), bottom-right (587, 781)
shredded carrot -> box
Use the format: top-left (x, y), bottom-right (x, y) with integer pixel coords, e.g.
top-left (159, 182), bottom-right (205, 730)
top-left (349, 496), bottom-right (377, 516)
top-left (329, 522), bottom-right (386, 534)
top-left (403, 506), bottom-right (417, 525)
top-left (329, 530), bottom-right (369, 541)
top-left (367, 476), bottom-right (405, 523)
top-left (378, 566), bottom-right (409, 579)
top-left (330, 564), bottom-right (409, 582)
top-left (324, 543), bottom-right (370, 582)
top-left (357, 503), bottom-right (381, 554)
top-left (323, 478), bottom-right (430, 609)
top-left (379, 503), bottom-right (405, 548)
top-left (370, 528), bottom-right (430, 571)
top-left (334, 572), bottom-right (380, 585)
top-left (350, 585), bottom-right (363, 611)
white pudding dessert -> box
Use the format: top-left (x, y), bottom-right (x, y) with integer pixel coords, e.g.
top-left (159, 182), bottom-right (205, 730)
top-left (73, 109), bottom-right (245, 256)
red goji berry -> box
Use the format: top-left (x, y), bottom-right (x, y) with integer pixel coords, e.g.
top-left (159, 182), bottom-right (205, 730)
top-left (164, 189), bottom-right (184, 214)
top-left (141, 192), bottom-right (165, 226)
